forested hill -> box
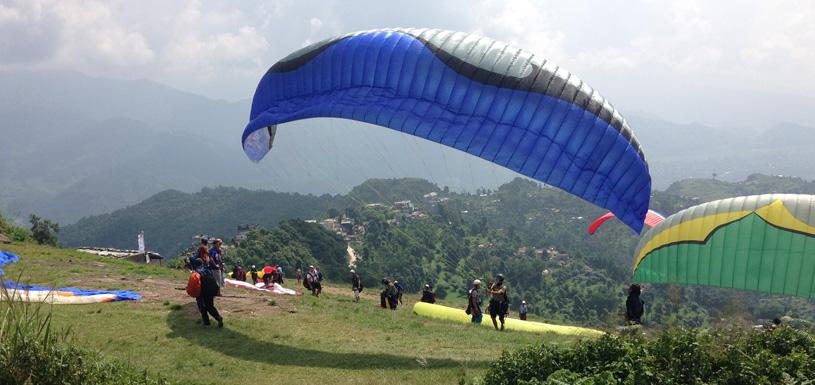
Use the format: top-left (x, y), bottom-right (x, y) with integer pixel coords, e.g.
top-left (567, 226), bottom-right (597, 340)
top-left (665, 173), bottom-right (815, 202)
top-left (60, 187), bottom-right (352, 256)
top-left (62, 174), bottom-right (814, 259)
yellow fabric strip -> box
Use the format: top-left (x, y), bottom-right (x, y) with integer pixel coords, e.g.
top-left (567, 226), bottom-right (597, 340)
top-left (755, 200), bottom-right (815, 236)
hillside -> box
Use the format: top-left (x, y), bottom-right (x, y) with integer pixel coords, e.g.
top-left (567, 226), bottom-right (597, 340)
top-left (60, 187), bottom-right (352, 257)
top-left (0, 242), bottom-right (576, 385)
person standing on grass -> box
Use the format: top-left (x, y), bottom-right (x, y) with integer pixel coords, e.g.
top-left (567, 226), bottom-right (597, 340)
top-left (393, 280), bottom-right (404, 305)
top-left (208, 239), bottom-right (225, 294)
top-left (250, 265), bottom-right (259, 285)
top-left (467, 279), bottom-right (483, 324)
top-left (486, 274), bottom-right (509, 331)
top-left (385, 279), bottom-right (398, 310)
top-left (190, 258), bottom-right (223, 328)
top-left (275, 266), bottom-right (284, 284)
top-left (380, 278), bottom-right (398, 310)
top-left (237, 265), bottom-right (246, 281)
top-left (195, 238), bottom-right (209, 266)
top-left (306, 265), bottom-right (322, 297)
top-left (295, 268), bottom-right (302, 286)
top-left (519, 300), bottom-right (529, 320)
top-left (276, 266), bottom-right (284, 284)
top-left (314, 266), bottom-right (323, 296)
top-left (420, 284), bottom-right (436, 304)
top-left (625, 284), bottom-right (644, 325)
top-left (350, 269), bottom-right (362, 302)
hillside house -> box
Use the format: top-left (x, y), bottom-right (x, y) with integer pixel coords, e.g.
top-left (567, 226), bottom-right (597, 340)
top-left (236, 224), bottom-right (259, 242)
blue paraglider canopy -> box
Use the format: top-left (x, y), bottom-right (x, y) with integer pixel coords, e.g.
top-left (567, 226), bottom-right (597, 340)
top-left (242, 28), bottom-right (651, 232)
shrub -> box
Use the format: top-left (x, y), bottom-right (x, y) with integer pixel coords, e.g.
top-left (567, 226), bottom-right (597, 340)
top-left (0, 213), bottom-right (32, 242)
top-left (484, 327), bottom-right (815, 385)
top-left (0, 284), bottom-right (171, 384)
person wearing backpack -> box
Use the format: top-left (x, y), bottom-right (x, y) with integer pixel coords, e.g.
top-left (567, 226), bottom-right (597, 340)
top-left (188, 238), bottom-right (208, 271)
top-left (306, 265), bottom-right (321, 297)
top-left (625, 284), bottom-right (644, 325)
top-left (466, 279), bottom-right (483, 324)
top-left (303, 266), bottom-right (313, 291)
top-left (486, 274), bottom-right (509, 331)
top-left (350, 269), bottom-right (363, 302)
top-left (250, 265), bottom-right (259, 285)
top-left (380, 278), bottom-right (398, 310)
top-left (187, 259), bottom-right (223, 328)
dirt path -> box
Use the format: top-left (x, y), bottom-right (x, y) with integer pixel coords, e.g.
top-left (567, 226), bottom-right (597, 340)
top-left (67, 274), bottom-right (298, 318)
top-left (347, 245), bottom-right (357, 267)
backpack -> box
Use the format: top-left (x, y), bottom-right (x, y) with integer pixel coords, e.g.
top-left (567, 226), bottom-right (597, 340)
top-left (200, 272), bottom-right (219, 297)
top-left (186, 271), bottom-right (202, 297)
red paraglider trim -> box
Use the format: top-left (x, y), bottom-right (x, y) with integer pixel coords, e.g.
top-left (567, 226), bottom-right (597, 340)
top-left (588, 210), bottom-right (665, 235)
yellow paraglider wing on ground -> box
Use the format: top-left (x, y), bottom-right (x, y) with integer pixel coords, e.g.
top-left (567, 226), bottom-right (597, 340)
top-left (412, 302), bottom-right (603, 337)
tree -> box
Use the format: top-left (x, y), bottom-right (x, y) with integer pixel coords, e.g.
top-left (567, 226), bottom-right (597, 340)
top-left (327, 208), bottom-right (340, 219)
top-left (29, 214), bottom-right (59, 246)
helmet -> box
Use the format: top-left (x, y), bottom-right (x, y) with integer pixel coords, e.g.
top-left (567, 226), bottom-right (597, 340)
top-left (473, 279), bottom-right (481, 286)
top-left (496, 274), bottom-right (504, 281)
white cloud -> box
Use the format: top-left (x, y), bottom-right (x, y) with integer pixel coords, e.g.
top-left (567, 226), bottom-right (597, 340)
top-left (0, 0), bottom-right (812, 125)
top-left (469, 0), bottom-right (570, 65)
top-left (52, 1), bottom-right (155, 67)
top-left (0, 0), bottom-right (61, 65)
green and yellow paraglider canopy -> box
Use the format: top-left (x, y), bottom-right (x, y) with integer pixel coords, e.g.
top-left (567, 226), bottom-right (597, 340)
top-left (633, 194), bottom-right (815, 298)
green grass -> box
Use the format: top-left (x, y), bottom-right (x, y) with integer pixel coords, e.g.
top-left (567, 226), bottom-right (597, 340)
top-left (0, 242), bottom-right (590, 385)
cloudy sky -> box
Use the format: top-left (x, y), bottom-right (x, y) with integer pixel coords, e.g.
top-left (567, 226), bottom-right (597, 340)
top-left (1, 0), bottom-right (813, 128)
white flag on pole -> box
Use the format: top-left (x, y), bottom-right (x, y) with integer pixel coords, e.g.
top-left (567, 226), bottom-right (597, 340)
top-left (138, 231), bottom-right (149, 263)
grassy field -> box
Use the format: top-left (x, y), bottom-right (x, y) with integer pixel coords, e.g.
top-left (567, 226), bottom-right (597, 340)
top-left (0, 242), bottom-right (594, 385)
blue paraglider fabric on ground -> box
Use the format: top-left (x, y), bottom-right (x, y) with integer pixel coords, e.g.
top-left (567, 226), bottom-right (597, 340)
top-left (0, 250), bottom-right (20, 275)
top-left (0, 250), bottom-right (141, 301)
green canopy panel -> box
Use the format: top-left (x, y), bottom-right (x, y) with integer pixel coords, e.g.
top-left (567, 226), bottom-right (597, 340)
top-left (633, 194), bottom-right (815, 299)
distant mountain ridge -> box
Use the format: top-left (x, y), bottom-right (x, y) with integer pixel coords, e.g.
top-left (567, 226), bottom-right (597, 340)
top-left (61, 174), bottom-right (815, 260)
top-left (60, 186), bottom-right (352, 257)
